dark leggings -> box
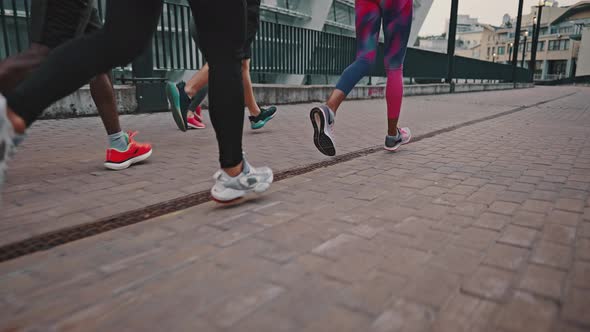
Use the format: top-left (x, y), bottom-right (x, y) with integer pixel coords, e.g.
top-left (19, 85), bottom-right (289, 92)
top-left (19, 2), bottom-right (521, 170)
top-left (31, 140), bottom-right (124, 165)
top-left (6, 0), bottom-right (247, 168)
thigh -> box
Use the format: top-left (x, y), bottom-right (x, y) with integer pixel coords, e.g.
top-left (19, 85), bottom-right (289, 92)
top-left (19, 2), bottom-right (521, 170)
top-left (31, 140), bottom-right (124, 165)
top-left (243, 0), bottom-right (260, 59)
top-left (381, 0), bottom-right (413, 69)
top-left (29, 0), bottom-right (95, 49)
top-left (354, 0), bottom-right (382, 60)
top-left (188, 0), bottom-right (247, 64)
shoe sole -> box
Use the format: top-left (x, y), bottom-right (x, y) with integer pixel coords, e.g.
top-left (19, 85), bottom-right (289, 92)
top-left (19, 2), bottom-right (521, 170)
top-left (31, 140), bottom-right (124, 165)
top-left (310, 107), bottom-right (336, 156)
top-left (211, 174), bottom-right (273, 203)
top-left (384, 142), bottom-right (402, 152)
top-left (165, 83), bottom-right (187, 132)
top-left (251, 112), bottom-right (276, 130)
top-left (188, 123), bottom-right (206, 129)
top-left (104, 149), bottom-right (153, 171)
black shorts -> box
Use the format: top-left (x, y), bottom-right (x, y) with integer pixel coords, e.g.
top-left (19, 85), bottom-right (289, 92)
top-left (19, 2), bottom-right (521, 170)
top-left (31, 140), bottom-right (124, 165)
top-left (190, 0), bottom-right (260, 60)
top-left (29, 0), bottom-right (102, 49)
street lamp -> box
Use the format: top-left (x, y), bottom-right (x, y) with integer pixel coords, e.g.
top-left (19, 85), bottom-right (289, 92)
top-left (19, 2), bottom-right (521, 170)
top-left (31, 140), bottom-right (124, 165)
top-left (508, 42), bottom-right (514, 63)
top-left (522, 30), bottom-right (528, 68)
top-left (530, 0), bottom-right (549, 81)
top-left (493, 53), bottom-right (497, 63)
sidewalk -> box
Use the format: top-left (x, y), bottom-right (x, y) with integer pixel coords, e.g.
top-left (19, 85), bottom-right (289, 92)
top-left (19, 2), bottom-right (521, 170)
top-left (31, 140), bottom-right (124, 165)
top-left (0, 86), bottom-right (573, 246)
top-left (0, 86), bottom-right (589, 331)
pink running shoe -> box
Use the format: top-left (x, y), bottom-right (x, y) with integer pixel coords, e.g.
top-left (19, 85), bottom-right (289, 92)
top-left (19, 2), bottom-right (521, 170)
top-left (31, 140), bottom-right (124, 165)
top-left (187, 115), bottom-right (205, 129)
top-left (399, 127), bottom-right (412, 144)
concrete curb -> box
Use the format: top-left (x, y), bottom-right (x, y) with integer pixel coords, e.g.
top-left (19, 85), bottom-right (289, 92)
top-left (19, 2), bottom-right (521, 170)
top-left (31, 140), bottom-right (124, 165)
top-left (41, 82), bottom-right (534, 119)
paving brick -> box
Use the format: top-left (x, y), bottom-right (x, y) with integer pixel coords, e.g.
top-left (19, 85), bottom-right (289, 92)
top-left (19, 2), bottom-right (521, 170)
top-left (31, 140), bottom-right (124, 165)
top-left (542, 224), bottom-right (576, 246)
top-left (531, 190), bottom-right (559, 202)
top-left (498, 225), bottom-right (538, 248)
top-left (453, 227), bottom-right (498, 252)
top-left (208, 284), bottom-right (285, 328)
top-left (495, 291), bottom-right (558, 332)
top-left (473, 212), bottom-right (510, 231)
top-left (531, 242), bottom-right (573, 270)
top-left (302, 306), bottom-right (371, 332)
top-left (522, 200), bottom-right (554, 214)
top-left (488, 201), bottom-right (520, 216)
top-left (322, 252), bottom-right (382, 284)
top-left (371, 299), bottom-right (436, 332)
top-left (562, 288), bottom-right (590, 327)
top-left (483, 243), bottom-right (529, 271)
top-left (498, 190), bottom-right (530, 204)
top-left (577, 238), bottom-right (590, 261)
top-left (433, 293), bottom-right (498, 332)
top-left (546, 210), bottom-right (581, 228)
top-left (402, 265), bottom-right (461, 308)
top-left (518, 264), bottom-right (565, 300)
top-left (461, 266), bottom-right (515, 301)
top-left (555, 198), bottom-right (585, 213)
top-left (338, 270), bottom-right (407, 315)
top-left (429, 245), bottom-right (482, 276)
top-left (511, 211), bottom-right (546, 230)
top-left (571, 261), bottom-right (590, 289)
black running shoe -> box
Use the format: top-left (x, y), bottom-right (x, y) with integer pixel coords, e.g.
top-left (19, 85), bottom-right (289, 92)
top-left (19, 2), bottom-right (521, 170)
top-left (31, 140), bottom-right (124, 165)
top-left (249, 106), bottom-right (277, 130)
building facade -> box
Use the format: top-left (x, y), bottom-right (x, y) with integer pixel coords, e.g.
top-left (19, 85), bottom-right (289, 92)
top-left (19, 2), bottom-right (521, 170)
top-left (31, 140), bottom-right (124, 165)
top-left (475, 1), bottom-right (590, 80)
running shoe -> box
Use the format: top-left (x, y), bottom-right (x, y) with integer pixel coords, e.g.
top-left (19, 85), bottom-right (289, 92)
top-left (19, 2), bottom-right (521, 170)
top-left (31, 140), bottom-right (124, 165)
top-left (310, 105), bottom-right (336, 156)
top-left (0, 94), bottom-right (15, 196)
top-left (210, 157), bottom-right (273, 203)
top-left (104, 131), bottom-right (153, 170)
top-left (166, 81), bottom-right (191, 132)
top-left (249, 106), bottom-right (277, 130)
top-left (384, 127), bottom-right (411, 152)
top-left (384, 133), bottom-right (402, 152)
top-left (194, 105), bottom-right (203, 121)
top-left (187, 115), bottom-right (206, 129)
top-left (399, 127), bottom-right (412, 145)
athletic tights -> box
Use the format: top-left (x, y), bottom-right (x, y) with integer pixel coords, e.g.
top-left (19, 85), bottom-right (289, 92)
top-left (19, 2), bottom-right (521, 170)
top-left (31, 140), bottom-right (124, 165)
top-left (5, 0), bottom-right (247, 168)
top-left (335, 0), bottom-right (413, 121)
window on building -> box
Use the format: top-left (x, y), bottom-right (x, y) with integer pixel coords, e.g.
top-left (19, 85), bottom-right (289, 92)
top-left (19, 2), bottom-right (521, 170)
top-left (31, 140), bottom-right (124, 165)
top-left (548, 39), bottom-right (569, 51)
top-left (559, 26), bottom-right (573, 34)
top-left (498, 46), bottom-right (505, 55)
top-left (549, 60), bottom-right (568, 75)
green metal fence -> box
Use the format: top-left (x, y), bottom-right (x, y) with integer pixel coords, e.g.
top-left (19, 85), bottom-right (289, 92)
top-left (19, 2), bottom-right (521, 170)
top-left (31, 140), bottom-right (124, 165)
top-left (1, 0), bottom-right (531, 83)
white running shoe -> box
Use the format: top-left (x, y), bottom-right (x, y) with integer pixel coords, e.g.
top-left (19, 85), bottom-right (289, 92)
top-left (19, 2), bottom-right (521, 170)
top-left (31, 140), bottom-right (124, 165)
top-left (0, 94), bottom-right (16, 198)
top-left (210, 158), bottom-right (273, 203)
top-left (310, 105), bottom-right (336, 156)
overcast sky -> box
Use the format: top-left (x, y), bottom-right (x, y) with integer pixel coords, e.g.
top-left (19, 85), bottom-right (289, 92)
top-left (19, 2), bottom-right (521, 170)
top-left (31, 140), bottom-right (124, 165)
top-left (419, 0), bottom-right (581, 36)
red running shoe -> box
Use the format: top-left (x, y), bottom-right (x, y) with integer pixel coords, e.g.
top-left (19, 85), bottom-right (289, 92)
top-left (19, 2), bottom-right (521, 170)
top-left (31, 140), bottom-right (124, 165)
top-left (187, 115), bottom-right (205, 129)
top-left (104, 131), bottom-right (153, 170)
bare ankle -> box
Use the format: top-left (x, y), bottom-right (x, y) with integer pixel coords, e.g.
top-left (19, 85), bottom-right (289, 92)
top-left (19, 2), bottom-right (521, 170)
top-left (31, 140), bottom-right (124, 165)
top-left (224, 161), bottom-right (243, 177)
top-left (7, 107), bottom-right (26, 134)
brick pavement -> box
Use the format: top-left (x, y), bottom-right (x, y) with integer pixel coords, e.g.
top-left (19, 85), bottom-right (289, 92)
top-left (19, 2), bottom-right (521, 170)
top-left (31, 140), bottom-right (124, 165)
top-left (0, 86), bottom-right (576, 246)
top-left (0, 86), bottom-right (589, 331)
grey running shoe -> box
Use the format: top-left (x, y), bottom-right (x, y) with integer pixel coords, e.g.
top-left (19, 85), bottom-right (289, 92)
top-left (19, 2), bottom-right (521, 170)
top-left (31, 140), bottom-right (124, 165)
top-left (384, 127), bottom-right (412, 151)
top-left (310, 105), bottom-right (336, 156)
top-left (210, 158), bottom-right (273, 203)
top-left (0, 94), bottom-right (16, 198)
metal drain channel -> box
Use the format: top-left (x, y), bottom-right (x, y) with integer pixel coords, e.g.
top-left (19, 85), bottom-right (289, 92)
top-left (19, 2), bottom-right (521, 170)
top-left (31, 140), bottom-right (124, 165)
top-left (0, 92), bottom-right (575, 263)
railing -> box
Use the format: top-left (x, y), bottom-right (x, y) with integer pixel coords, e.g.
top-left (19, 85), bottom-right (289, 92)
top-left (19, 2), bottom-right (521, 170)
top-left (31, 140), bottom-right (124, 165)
top-left (1, 0), bottom-right (531, 84)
